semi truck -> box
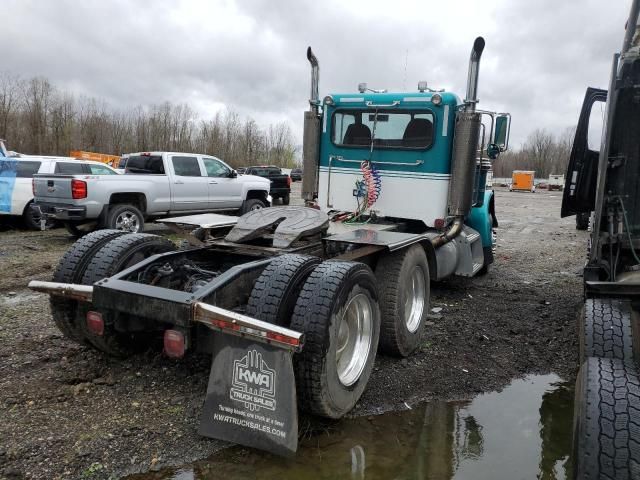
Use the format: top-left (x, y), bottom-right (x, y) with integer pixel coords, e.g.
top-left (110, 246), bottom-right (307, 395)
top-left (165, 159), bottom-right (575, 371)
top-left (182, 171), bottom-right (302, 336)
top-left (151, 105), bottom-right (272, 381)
top-left (561, 1), bottom-right (640, 478)
top-left (28, 37), bottom-right (510, 455)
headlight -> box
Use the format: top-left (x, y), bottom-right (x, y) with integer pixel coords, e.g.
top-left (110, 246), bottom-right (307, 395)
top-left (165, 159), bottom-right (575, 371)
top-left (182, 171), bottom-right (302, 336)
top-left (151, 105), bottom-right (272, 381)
top-left (431, 93), bottom-right (442, 106)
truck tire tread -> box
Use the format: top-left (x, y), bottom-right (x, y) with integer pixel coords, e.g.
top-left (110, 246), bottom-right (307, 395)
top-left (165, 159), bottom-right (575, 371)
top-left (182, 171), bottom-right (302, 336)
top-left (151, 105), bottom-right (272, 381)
top-left (246, 254), bottom-right (321, 327)
top-left (581, 298), bottom-right (634, 365)
top-left (290, 261), bottom-right (380, 419)
top-left (80, 233), bottom-right (176, 357)
top-left (50, 229), bottom-right (125, 342)
top-left (375, 244), bottom-right (430, 357)
top-left (574, 357), bottom-right (640, 480)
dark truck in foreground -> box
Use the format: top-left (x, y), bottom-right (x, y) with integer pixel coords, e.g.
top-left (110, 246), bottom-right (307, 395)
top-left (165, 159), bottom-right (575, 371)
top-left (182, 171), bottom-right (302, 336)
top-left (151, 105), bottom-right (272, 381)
top-left (29, 37), bottom-right (509, 456)
top-left (561, 2), bottom-right (640, 478)
top-left (244, 165), bottom-right (291, 204)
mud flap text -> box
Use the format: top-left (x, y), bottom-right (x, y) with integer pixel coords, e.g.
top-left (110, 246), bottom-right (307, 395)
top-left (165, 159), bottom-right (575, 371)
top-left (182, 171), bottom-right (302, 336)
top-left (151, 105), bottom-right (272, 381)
top-left (198, 335), bottom-right (298, 456)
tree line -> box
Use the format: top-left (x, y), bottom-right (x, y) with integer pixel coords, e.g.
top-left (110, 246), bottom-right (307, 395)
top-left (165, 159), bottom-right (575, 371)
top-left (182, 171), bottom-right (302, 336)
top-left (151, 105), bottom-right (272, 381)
top-left (491, 127), bottom-right (575, 180)
top-left (0, 72), bottom-right (578, 175)
top-left (0, 73), bottom-right (298, 168)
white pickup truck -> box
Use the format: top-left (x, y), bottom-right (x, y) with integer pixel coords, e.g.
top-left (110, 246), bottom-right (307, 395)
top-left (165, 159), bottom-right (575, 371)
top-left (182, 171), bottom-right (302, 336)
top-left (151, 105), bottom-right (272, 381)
top-left (33, 152), bottom-right (271, 235)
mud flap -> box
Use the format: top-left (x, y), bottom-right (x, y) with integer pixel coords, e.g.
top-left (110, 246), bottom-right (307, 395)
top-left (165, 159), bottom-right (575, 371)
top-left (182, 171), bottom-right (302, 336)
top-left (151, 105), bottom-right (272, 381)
top-left (198, 334), bottom-right (298, 456)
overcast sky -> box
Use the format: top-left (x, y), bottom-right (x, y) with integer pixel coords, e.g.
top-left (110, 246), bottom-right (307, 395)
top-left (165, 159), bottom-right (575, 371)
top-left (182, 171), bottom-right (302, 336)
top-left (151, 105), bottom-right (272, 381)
top-left (2, 0), bottom-right (632, 149)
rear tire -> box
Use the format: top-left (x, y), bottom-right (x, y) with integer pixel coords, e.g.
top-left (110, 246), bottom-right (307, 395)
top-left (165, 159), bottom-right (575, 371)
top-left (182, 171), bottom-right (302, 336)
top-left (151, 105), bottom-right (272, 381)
top-left (80, 233), bottom-right (176, 357)
top-left (573, 357), bottom-right (640, 479)
top-left (105, 204), bottom-right (144, 233)
top-left (375, 244), bottom-right (430, 357)
top-left (580, 298), bottom-right (634, 365)
top-left (246, 254), bottom-right (321, 327)
top-left (239, 198), bottom-right (266, 215)
top-left (291, 261), bottom-right (380, 419)
top-left (282, 194), bottom-right (290, 205)
top-left (50, 229), bottom-right (126, 343)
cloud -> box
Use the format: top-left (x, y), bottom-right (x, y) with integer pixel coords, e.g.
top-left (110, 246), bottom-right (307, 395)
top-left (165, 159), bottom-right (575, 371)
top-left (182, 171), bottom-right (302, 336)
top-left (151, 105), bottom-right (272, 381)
top-left (1, 0), bottom-right (633, 148)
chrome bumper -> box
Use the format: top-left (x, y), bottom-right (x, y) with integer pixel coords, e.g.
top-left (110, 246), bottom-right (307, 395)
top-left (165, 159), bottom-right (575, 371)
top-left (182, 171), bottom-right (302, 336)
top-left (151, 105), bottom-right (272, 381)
top-left (28, 280), bottom-right (303, 352)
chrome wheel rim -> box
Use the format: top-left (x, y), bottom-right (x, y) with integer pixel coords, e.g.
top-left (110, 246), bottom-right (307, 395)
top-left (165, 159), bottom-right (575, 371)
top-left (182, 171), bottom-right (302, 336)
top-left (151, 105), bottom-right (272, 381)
top-left (250, 203), bottom-right (263, 211)
top-left (404, 266), bottom-right (426, 333)
top-left (336, 293), bottom-right (373, 387)
top-left (115, 211), bottom-right (140, 232)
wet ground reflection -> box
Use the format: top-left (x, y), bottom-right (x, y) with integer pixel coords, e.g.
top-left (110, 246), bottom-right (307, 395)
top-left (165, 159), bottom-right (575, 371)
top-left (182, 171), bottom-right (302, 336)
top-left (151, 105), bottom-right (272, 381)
top-left (131, 374), bottom-right (573, 480)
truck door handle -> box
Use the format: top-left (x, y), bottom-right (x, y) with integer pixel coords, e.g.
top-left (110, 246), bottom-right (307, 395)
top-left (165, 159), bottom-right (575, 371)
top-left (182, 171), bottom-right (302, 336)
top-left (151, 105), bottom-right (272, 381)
top-left (208, 181), bottom-right (218, 184)
top-left (174, 180), bottom-right (184, 184)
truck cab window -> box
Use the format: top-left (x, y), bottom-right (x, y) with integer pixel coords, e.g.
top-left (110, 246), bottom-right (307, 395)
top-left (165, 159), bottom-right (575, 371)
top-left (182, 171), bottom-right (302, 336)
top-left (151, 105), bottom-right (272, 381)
top-left (125, 155), bottom-right (165, 174)
top-left (55, 162), bottom-right (85, 174)
top-left (88, 164), bottom-right (117, 175)
top-left (0, 160), bottom-right (42, 177)
top-left (203, 157), bottom-right (231, 177)
top-left (332, 110), bottom-right (434, 149)
top-left (588, 101), bottom-right (606, 151)
top-left (172, 156), bottom-right (202, 177)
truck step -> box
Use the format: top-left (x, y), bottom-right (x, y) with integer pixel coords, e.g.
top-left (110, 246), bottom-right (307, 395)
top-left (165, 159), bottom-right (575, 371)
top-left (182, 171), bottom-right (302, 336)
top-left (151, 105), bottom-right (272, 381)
top-left (472, 262), bottom-right (484, 275)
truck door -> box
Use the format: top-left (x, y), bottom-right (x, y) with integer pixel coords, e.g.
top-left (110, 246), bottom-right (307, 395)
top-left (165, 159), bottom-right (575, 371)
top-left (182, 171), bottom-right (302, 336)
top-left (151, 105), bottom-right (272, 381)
top-left (168, 155), bottom-right (209, 211)
top-left (202, 156), bottom-right (243, 209)
top-left (561, 88), bottom-right (608, 217)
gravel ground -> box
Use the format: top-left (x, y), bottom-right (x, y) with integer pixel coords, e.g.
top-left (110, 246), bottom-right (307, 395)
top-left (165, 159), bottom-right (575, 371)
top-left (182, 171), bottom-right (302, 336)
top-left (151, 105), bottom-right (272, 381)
top-left (0, 184), bottom-right (584, 479)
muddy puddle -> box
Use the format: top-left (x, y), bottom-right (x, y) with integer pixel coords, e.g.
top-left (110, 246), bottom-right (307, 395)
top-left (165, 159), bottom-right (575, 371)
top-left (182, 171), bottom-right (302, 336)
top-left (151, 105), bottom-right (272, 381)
top-left (129, 374), bottom-right (573, 480)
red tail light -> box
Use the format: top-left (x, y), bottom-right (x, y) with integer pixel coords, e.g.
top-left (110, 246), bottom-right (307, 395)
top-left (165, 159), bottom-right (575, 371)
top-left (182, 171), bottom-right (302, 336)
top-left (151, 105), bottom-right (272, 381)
top-left (86, 311), bottom-right (104, 336)
top-left (434, 218), bottom-right (445, 230)
top-left (287, 175), bottom-right (292, 187)
top-left (266, 331), bottom-right (300, 347)
top-left (71, 179), bottom-right (87, 199)
top-left (164, 330), bottom-right (186, 358)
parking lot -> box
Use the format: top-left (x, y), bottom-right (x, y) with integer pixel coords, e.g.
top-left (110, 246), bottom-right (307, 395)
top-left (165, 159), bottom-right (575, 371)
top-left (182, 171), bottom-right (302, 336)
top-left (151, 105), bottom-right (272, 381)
top-left (0, 184), bottom-right (584, 478)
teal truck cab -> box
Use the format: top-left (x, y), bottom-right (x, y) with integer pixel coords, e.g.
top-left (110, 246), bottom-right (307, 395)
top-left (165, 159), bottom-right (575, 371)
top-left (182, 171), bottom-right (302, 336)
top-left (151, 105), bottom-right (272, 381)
top-left (302, 38), bottom-right (510, 278)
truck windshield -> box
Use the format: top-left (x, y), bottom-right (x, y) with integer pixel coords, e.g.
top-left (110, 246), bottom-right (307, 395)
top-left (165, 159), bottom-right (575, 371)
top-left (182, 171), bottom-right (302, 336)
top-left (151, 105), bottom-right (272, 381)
top-left (332, 110), bottom-right (434, 149)
top-left (125, 155), bottom-right (165, 174)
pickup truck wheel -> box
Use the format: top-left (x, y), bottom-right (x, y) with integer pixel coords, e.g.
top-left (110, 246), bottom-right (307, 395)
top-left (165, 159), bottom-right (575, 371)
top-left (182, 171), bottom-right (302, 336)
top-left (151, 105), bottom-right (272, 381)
top-left (580, 298), bottom-right (634, 365)
top-left (573, 357), bottom-right (640, 479)
top-left (375, 244), bottom-right (430, 357)
top-left (106, 204), bottom-right (144, 233)
top-left (80, 233), bottom-right (176, 357)
top-left (246, 254), bottom-right (321, 327)
top-left (240, 199), bottom-right (266, 215)
top-left (282, 194), bottom-right (291, 205)
top-left (290, 261), bottom-right (380, 419)
top-left (50, 229), bottom-right (126, 343)
top-left (23, 202), bottom-right (54, 230)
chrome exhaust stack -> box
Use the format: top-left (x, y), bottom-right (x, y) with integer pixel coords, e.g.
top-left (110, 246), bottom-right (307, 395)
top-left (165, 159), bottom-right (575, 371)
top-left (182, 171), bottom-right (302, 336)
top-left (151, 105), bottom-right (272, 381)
top-left (302, 47), bottom-right (321, 202)
top-left (433, 37), bottom-right (485, 248)
top-left (464, 37), bottom-right (485, 112)
top-left (307, 47), bottom-right (320, 113)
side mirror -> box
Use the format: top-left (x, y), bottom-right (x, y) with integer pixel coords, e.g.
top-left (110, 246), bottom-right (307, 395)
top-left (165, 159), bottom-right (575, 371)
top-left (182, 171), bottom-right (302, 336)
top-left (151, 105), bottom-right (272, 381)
top-left (492, 114), bottom-right (511, 152)
top-left (229, 169), bottom-right (238, 178)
